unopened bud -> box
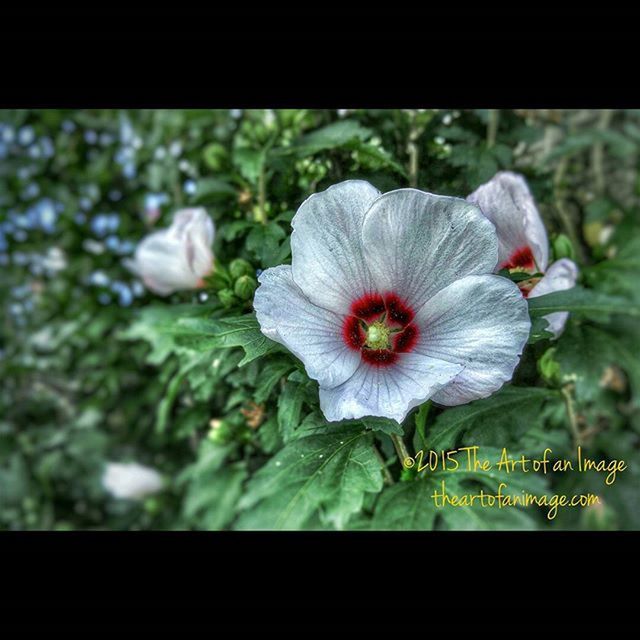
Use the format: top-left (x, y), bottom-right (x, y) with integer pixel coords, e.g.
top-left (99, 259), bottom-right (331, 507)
top-left (229, 258), bottom-right (254, 280)
top-left (234, 275), bottom-right (257, 301)
top-left (551, 233), bottom-right (576, 261)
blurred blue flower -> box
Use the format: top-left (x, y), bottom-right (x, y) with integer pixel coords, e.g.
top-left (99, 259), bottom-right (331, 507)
top-left (61, 119), bottom-right (76, 133)
top-left (131, 281), bottom-right (145, 297)
top-left (123, 162), bottom-right (137, 180)
top-left (74, 212), bottom-right (87, 224)
top-left (100, 133), bottom-right (114, 146)
top-left (89, 270), bottom-right (110, 287)
top-left (40, 137), bottom-right (55, 158)
top-left (98, 293), bottom-right (112, 305)
top-left (111, 281), bottom-right (133, 307)
top-left (18, 126), bottom-right (35, 146)
top-left (91, 213), bottom-right (119, 237)
top-left (84, 130), bottom-right (98, 144)
top-left (22, 183), bottom-right (40, 200)
top-left (184, 179), bottom-right (197, 195)
top-left (2, 125), bottom-right (15, 143)
top-left (105, 235), bottom-right (120, 252)
top-left (119, 114), bottom-right (135, 145)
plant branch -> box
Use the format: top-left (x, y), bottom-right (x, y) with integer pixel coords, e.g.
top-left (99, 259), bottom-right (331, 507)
top-left (561, 384), bottom-right (582, 448)
top-left (373, 444), bottom-right (394, 485)
top-left (390, 433), bottom-right (411, 466)
top-left (486, 109), bottom-right (499, 148)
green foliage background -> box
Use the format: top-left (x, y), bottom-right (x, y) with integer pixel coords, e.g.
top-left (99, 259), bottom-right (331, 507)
top-left (1, 108), bottom-right (639, 530)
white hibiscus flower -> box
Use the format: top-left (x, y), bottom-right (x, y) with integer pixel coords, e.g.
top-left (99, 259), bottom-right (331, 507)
top-left (254, 180), bottom-right (531, 423)
top-left (468, 171), bottom-right (579, 338)
top-left (126, 207), bottom-right (215, 296)
top-left (102, 462), bottom-right (164, 500)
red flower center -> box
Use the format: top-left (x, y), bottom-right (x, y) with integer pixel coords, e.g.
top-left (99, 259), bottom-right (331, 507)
top-left (499, 245), bottom-right (541, 298)
top-left (499, 245), bottom-right (536, 272)
top-left (342, 292), bottom-right (419, 367)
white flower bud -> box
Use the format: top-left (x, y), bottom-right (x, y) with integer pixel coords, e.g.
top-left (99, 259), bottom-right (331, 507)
top-left (126, 207), bottom-right (215, 296)
top-left (102, 462), bottom-right (163, 500)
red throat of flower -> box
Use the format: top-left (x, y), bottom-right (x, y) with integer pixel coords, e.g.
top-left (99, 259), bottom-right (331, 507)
top-left (342, 292), bottom-right (419, 367)
top-left (499, 245), bottom-right (541, 298)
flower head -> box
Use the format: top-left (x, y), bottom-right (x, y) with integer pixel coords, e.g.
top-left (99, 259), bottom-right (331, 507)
top-left (102, 462), bottom-right (163, 500)
top-left (467, 171), bottom-right (578, 337)
top-left (127, 207), bottom-right (215, 296)
top-left (254, 180), bottom-right (531, 423)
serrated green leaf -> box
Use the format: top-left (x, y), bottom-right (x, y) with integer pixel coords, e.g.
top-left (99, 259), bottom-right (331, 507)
top-left (176, 314), bottom-right (281, 366)
top-left (372, 480), bottom-right (438, 530)
top-left (235, 428), bottom-right (383, 530)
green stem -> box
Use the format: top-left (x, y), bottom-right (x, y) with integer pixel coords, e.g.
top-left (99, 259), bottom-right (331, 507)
top-left (373, 444), bottom-right (394, 485)
top-left (591, 109), bottom-right (614, 196)
top-left (390, 433), bottom-right (411, 466)
top-left (561, 384), bottom-right (582, 448)
top-left (486, 109), bottom-right (499, 148)
top-left (257, 161), bottom-right (267, 224)
top-left (553, 158), bottom-right (586, 264)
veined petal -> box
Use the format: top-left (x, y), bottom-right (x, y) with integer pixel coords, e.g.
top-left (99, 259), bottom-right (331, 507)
top-left (254, 265), bottom-right (361, 389)
top-left (467, 171), bottom-right (549, 272)
top-left (361, 189), bottom-right (498, 313)
top-left (319, 352), bottom-right (463, 423)
top-left (414, 274), bottom-right (531, 406)
top-left (291, 180), bottom-right (380, 314)
top-left (528, 258), bottom-right (579, 338)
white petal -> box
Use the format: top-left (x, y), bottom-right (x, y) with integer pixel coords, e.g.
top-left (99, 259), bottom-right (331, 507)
top-left (414, 274), bottom-right (531, 406)
top-left (361, 189), bottom-right (498, 312)
top-left (467, 171), bottom-right (549, 272)
top-left (102, 462), bottom-right (163, 500)
top-left (528, 258), bottom-right (579, 338)
top-left (131, 208), bottom-right (214, 296)
top-left (319, 353), bottom-right (463, 423)
top-left (254, 265), bottom-right (361, 388)
top-left (291, 180), bottom-right (381, 314)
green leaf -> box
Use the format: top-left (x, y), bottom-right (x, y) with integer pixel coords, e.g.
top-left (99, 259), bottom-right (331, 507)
top-left (555, 321), bottom-right (640, 405)
top-left (428, 387), bottom-right (560, 451)
top-left (118, 305), bottom-right (214, 365)
top-left (359, 416), bottom-right (404, 436)
top-left (246, 222), bottom-right (291, 268)
top-left (177, 315), bottom-right (282, 366)
top-left (528, 315), bottom-right (554, 344)
top-left (372, 480), bottom-right (438, 530)
top-left (193, 177), bottom-right (236, 203)
top-left (277, 373), bottom-right (311, 443)
top-left (528, 286), bottom-right (640, 319)
top-left (232, 147), bottom-right (265, 185)
top-left (235, 428), bottom-right (383, 530)
top-left (283, 120), bottom-right (373, 155)
top-left (254, 358), bottom-right (296, 404)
